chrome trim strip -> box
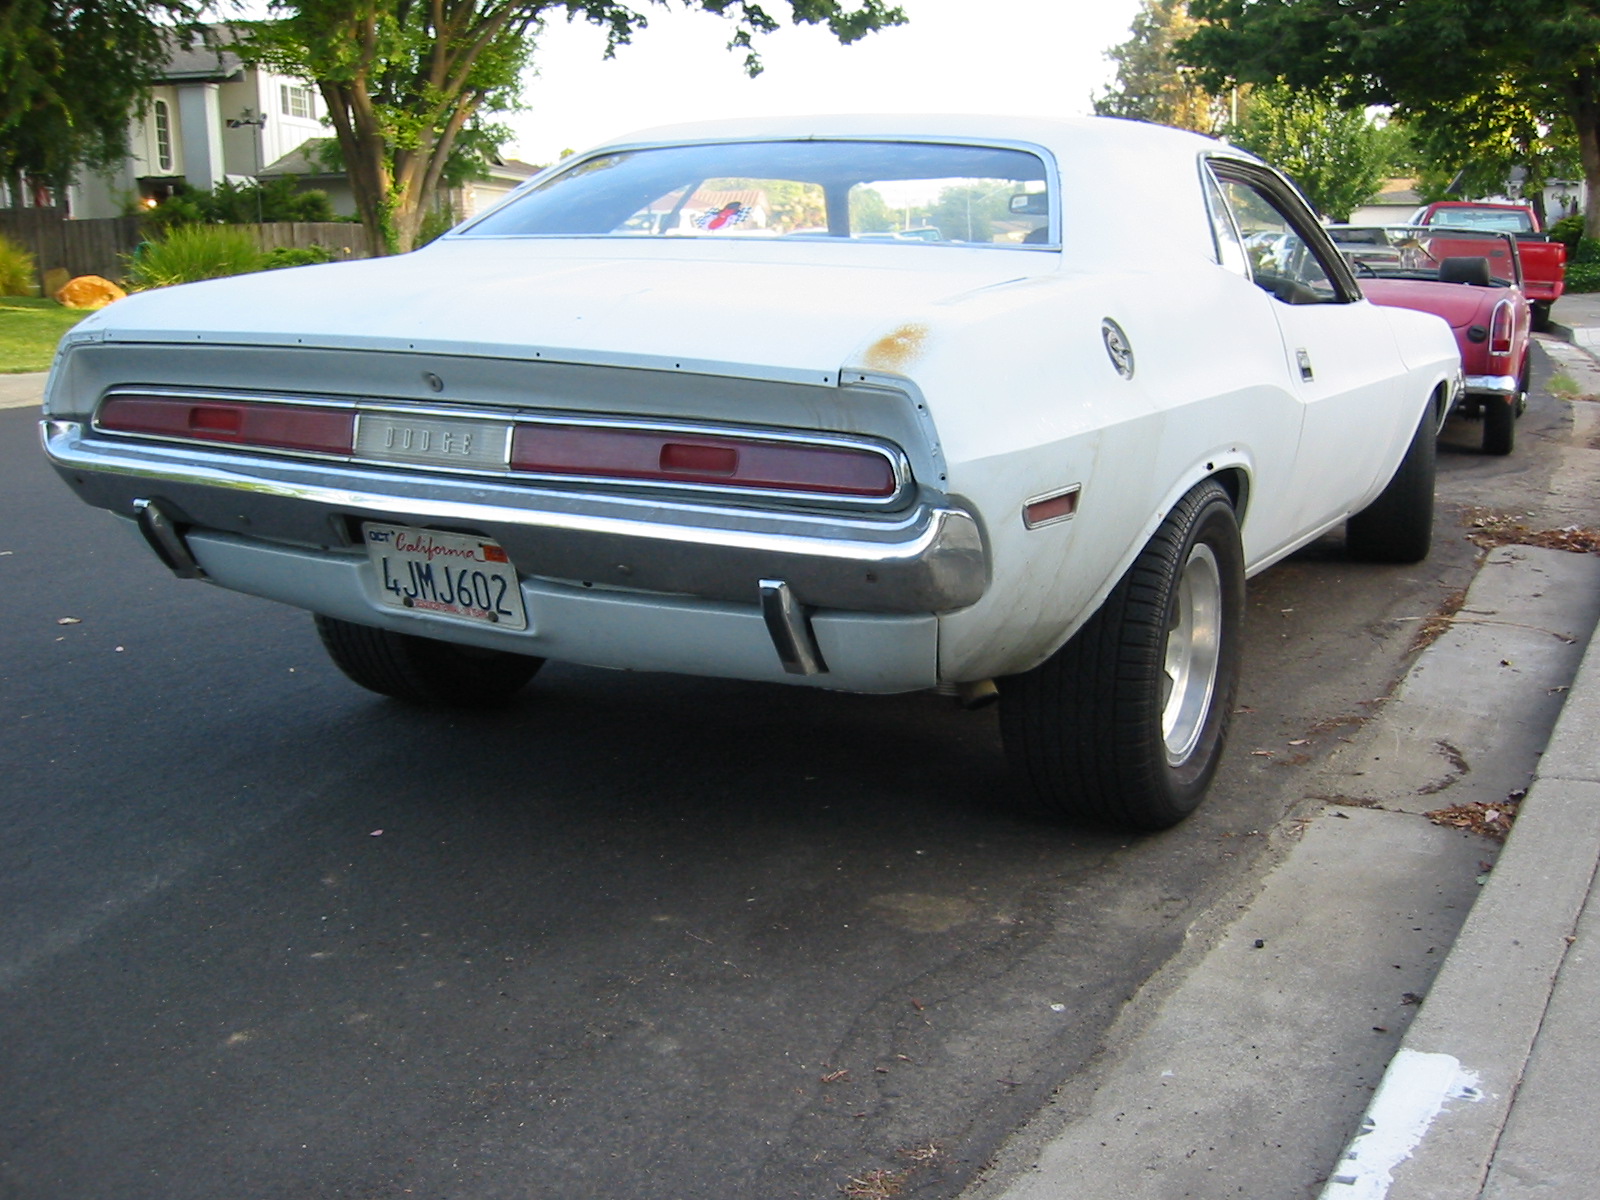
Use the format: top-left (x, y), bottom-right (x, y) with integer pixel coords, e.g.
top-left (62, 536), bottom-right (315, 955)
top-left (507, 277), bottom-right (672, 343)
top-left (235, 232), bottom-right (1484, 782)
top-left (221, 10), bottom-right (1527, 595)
top-left (91, 386), bottom-right (912, 510)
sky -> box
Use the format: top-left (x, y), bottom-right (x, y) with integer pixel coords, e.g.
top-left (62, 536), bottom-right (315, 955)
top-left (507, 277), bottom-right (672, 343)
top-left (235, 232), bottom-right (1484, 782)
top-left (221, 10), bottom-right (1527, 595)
top-left (503, 0), bottom-right (1148, 165)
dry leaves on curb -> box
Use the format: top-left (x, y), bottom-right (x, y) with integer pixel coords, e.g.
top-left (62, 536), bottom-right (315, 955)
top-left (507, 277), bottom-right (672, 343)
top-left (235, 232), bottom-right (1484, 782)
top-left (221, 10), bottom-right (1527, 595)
top-left (1466, 510), bottom-right (1600, 556)
top-left (1423, 797), bottom-right (1522, 841)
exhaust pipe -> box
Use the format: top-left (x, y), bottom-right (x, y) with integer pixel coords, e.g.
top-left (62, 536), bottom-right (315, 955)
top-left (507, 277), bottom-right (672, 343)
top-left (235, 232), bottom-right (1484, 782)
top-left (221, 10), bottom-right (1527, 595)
top-left (133, 498), bottom-right (206, 580)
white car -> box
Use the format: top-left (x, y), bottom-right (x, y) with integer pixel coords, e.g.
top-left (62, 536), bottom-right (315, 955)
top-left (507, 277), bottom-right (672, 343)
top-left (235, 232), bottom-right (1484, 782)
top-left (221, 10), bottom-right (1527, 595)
top-left (41, 115), bottom-right (1461, 830)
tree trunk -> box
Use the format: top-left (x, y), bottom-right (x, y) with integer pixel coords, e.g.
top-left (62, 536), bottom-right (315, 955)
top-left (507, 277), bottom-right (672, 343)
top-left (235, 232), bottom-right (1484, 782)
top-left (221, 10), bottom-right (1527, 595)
top-left (1575, 74), bottom-right (1600, 240)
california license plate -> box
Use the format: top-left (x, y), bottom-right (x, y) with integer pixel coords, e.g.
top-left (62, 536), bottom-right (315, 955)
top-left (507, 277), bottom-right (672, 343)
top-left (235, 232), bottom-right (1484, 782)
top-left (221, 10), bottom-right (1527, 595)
top-left (363, 523), bottom-right (527, 630)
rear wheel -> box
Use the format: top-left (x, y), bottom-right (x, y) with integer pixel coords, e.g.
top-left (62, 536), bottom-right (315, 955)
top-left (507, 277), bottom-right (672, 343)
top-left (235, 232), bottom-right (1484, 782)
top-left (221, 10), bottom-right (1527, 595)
top-left (1000, 480), bottom-right (1245, 831)
top-left (1483, 394), bottom-right (1516, 455)
top-left (1346, 404), bottom-right (1436, 563)
top-left (314, 615), bottom-right (543, 706)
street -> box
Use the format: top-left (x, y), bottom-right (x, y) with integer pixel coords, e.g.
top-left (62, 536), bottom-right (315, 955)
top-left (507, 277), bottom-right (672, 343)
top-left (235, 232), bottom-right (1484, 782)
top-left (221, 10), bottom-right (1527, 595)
top-left (0, 350), bottom-right (1583, 1200)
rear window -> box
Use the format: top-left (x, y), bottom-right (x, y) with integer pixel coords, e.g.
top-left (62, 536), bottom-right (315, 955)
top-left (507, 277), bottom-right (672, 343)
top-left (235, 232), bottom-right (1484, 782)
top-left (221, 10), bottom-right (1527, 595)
top-left (458, 140), bottom-right (1054, 247)
top-left (1427, 207), bottom-right (1535, 234)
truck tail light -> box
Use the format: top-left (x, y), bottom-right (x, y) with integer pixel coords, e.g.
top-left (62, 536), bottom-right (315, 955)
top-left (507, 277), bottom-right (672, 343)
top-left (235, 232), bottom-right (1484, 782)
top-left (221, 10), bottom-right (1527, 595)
top-left (509, 424), bottom-right (898, 497)
top-left (98, 394), bottom-right (355, 455)
top-left (1489, 300), bottom-right (1515, 356)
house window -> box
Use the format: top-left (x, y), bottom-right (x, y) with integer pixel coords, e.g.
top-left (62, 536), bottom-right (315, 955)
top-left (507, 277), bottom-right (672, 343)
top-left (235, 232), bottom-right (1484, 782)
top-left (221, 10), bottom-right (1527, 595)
top-left (153, 100), bottom-right (173, 172)
top-left (280, 84), bottom-right (315, 120)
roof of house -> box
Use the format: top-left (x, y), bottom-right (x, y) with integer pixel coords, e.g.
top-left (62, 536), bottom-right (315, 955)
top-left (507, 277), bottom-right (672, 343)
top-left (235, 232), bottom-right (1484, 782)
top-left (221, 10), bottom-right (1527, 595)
top-left (160, 25), bottom-right (249, 84)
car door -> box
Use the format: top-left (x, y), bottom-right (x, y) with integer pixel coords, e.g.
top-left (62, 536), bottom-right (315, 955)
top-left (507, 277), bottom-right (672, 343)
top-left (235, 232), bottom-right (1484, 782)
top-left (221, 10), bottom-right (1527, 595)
top-left (1207, 160), bottom-right (1416, 536)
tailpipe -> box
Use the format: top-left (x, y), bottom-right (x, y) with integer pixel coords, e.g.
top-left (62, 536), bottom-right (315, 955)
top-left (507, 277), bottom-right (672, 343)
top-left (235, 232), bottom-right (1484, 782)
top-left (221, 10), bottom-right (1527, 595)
top-left (133, 498), bottom-right (206, 580)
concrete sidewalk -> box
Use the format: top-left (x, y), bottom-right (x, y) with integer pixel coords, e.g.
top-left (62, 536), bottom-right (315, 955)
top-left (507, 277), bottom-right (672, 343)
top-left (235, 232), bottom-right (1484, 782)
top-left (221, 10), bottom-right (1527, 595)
top-left (0, 372), bottom-right (45, 409)
top-left (1318, 294), bottom-right (1600, 1199)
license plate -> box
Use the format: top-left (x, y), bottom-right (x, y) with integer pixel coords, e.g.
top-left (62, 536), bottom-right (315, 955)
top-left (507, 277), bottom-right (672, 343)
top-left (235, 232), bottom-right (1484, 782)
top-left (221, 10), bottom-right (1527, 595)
top-left (363, 523), bottom-right (527, 630)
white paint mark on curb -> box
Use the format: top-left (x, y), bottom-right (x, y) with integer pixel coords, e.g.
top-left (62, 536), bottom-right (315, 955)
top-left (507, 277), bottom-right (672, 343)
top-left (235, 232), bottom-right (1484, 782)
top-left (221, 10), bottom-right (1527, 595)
top-left (1319, 1049), bottom-right (1484, 1200)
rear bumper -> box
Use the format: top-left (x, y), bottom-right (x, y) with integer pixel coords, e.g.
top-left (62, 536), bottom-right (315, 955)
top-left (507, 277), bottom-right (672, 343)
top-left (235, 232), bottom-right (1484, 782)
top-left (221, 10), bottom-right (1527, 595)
top-left (1463, 373), bottom-right (1520, 398)
top-left (43, 419), bottom-right (988, 690)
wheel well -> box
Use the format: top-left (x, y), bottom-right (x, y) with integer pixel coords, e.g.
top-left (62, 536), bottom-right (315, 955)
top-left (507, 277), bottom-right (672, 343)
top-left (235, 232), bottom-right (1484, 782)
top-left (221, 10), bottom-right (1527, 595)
top-left (1434, 381), bottom-right (1453, 429)
top-left (1211, 466), bottom-right (1249, 519)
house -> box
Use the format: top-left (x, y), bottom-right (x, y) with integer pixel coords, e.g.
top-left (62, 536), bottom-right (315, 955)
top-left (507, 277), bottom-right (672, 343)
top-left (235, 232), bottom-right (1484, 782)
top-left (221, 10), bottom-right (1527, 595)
top-left (67, 25), bottom-right (329, 219)
top-left (256, 139), bottom-right (545, 224)
top-left (1348, 178), bottom-right (1425, 226)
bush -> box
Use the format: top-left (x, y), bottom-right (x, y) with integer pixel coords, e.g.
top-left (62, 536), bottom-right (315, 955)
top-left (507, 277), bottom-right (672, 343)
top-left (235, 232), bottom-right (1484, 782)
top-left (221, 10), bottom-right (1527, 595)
top-left (1549, 212), bottom-right (1584, 253)
top-left (143, 177), bottom-right (338, 230)
top-left (0, 234), bottom-right (38, 297)
top-left (1564, 261), bottom-right (1600, 292)
top-left (125, 225), bottom-right (265, 289)
top-left (262, 244), bottom-right (335, 270)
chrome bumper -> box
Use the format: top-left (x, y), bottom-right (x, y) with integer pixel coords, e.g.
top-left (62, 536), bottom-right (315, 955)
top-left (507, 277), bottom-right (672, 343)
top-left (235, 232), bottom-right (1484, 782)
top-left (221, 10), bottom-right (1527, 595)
top-left (1463, 374), bottom-right (1520, 397)
top-left (42, 420), bottom-right (988, 615)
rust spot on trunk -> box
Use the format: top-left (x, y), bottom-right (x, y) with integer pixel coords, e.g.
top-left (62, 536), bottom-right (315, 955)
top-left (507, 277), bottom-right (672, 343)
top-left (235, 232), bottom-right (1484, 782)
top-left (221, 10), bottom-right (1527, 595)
top-left (863, 323), bottom-right (929, 372)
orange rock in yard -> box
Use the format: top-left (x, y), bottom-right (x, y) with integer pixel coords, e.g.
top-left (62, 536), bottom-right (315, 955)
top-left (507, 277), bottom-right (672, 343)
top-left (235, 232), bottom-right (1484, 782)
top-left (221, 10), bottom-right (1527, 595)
top-left (55, 275), bottom-right (127, 309)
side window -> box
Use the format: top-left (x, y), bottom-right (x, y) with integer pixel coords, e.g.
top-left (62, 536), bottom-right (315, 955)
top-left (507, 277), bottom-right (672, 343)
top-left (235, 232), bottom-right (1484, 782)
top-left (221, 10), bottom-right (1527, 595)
top-left (1212, 173), bottom-right (1340, 305)
top-left (1202, 167), bottom-right (1249, 277)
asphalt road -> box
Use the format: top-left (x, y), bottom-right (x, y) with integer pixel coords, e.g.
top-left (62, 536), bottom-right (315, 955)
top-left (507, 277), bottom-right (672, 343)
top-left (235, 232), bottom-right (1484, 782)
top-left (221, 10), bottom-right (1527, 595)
top-left (0, 355), bottom-right (1574, 1200)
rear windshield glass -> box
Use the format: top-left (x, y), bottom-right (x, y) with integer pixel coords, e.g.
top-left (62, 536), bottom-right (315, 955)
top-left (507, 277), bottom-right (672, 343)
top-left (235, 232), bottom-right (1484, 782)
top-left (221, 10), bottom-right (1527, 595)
top-left (458, 140), bottom-right (1053, 247)
top-left (1426, 207), bottom-right (1535, 234)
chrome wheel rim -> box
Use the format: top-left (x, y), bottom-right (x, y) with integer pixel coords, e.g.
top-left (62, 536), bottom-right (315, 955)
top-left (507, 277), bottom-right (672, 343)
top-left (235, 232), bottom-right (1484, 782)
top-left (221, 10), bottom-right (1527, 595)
top-left (1162, 543), bottom-right (1223, 765)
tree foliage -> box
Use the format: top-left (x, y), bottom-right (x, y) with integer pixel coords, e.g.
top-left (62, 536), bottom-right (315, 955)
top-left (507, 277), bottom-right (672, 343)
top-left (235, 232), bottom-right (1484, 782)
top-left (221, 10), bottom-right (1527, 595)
top-left (1182, 0), bottom-right (1600, 234)
top-left (1094, 0), bottom-right (1229, 134)
top-left (0, 0), bottom-right (203, 194)
top-left (242, 0), bottom-right (905, 255)
top-left (1225, 83), bottom-right (1392, 220)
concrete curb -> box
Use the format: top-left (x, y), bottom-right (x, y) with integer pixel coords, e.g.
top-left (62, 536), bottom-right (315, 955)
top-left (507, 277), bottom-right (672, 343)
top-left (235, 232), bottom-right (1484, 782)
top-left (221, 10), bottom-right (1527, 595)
top-left (1318, 328), bottom-right (1600, 1199)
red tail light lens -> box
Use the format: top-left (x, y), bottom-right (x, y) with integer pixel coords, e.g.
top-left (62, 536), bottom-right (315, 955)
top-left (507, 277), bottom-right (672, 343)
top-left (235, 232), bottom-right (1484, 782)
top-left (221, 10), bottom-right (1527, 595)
top-left (510, 424), bottom-right (897, 497)
top-left (1489, 300), bottom-right (1514, 356)
top-left (97, 395), bottom-right (355, 454)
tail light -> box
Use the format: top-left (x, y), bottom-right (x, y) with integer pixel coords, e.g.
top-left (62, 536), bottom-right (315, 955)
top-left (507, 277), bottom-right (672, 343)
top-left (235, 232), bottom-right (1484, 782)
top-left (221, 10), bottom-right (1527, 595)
top-left (509, 424), bottom-right (898, 498)
top-left (1489, 299), bottom-right (1515, 357)
top-left (98, 394), bottom-right (354, 455)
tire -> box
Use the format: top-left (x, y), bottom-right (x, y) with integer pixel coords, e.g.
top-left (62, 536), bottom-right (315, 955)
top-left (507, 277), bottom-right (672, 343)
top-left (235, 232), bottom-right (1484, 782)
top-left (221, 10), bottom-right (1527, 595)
top-left (1531, 301), bottom-right (1552, 333)
top-left (999, 480), bottom-right (1245, 831)
top-left (1482, 394), bottom-right (1515, 455)
top-left (314, 614), bottom-right (543, 706)
top-left (1346, 404), bottom-right (1436, 563)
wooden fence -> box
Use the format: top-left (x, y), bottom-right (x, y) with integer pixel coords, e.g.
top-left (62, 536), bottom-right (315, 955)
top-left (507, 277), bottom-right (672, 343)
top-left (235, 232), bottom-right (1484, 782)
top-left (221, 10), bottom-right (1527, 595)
top-left (0, 209), bottom-right (378, 292)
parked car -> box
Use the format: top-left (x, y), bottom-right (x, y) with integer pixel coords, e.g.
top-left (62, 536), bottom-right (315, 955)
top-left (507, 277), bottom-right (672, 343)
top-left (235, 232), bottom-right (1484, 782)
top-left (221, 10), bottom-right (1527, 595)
top-left (40, 116), bottom-right (1461, 831)
top-left (1333, 225), bottom-right (1531, 455)
top-left (1410, 200), bottom-right (1565, 329)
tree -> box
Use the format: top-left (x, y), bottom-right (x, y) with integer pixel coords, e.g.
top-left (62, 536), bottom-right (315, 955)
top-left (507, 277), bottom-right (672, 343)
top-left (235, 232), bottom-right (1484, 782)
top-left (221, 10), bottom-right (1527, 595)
top-left (0, 0), bottom-right (203, 199)
top-left (1401, 83), bottom-right (1580, 222)
top-left (1182, 0), bottom-right (1600, 235)
top-left (1093, 0), bottom-right (1230, 135)
top-left (1225, 83), bottom-right (1392, 220)
top-left (242, 0), bottom-right (905, 255)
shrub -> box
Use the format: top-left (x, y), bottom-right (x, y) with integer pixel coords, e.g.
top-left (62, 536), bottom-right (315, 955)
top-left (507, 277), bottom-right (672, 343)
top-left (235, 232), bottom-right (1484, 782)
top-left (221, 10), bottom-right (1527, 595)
top-left (1564, 261), bottom-right (1600, 292)
top-left (262, 244), bottom-right (335, 270)
top-left (0, 234), bottom-right (39, 297)
top-left (1549, 212), bottom-right (1584, 253)
top-left (1574, 237), bottom-right (1600, 264)
top-left (125, 225), bottom-right (265, 289)
top-left (144, 177), bottom-right (338, 230)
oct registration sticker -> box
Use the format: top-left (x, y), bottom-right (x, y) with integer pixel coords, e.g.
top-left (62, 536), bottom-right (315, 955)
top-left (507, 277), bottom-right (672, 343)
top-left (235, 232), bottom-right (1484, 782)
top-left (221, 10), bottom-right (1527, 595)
top-left (363, 523), bottom-right (528, 630)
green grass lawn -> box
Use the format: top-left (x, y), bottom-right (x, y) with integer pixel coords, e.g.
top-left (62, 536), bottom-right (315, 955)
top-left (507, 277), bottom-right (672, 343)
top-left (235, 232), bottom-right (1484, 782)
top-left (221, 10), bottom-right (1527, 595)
top-left (0, 297), bottom-right (90, 373)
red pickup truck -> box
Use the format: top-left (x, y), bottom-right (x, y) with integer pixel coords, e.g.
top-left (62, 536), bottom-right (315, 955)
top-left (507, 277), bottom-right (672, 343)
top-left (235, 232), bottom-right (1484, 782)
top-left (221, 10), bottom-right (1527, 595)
top-left (1410, 201), bottom-right (1566, 328)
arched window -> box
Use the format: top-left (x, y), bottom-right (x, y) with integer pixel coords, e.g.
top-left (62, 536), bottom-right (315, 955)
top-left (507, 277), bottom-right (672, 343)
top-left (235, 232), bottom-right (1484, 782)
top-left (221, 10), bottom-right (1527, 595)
top-left (154, 100), bottom-right (173, 173)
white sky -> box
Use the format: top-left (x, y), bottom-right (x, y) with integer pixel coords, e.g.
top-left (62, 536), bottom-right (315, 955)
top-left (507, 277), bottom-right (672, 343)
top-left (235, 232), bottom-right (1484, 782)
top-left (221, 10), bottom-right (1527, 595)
top-left (504, 0), bottom-right (1147, 165)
